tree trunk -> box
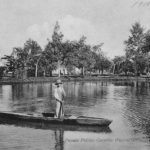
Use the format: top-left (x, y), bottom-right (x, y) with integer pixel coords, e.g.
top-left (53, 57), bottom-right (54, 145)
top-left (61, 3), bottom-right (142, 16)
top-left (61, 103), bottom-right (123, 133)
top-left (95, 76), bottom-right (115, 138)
top-left (101, 68), bottom-right (104, 75)
top-left (43, 70), bottom-right (46, 77)
top-left (49, 70), bottom-right (52, 77)
top-left (58, 61), bottom-right (61, 77)
top-left (63, 69), bottom-right (65, 75)
top-left (82, 67), bottom-right (84, 76)
top-left (35, 63), bottom-right (38, 77)
top-left (113, 64), bottom-right (115, 74)
top-left (23, 66), bottom-right (28, 79)
top-left (135, 61), bottom-right (138, 76)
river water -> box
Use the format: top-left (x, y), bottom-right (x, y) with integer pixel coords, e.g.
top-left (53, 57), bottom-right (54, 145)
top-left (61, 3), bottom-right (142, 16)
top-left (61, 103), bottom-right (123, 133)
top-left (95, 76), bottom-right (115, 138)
top-left (0, 81), bottom-right (150, 150)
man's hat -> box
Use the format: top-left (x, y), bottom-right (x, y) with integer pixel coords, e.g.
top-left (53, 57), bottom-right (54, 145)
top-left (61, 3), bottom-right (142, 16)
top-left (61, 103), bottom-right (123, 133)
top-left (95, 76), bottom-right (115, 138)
top-left (55, 79), bottom-right (63, 85)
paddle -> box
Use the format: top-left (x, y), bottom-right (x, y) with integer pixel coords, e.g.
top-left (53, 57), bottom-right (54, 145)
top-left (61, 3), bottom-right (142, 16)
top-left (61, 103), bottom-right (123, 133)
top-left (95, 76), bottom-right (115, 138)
top-left (58, 99), bottom-right (65, 119)
top-left (61, 100), bottom-right (64, 117)
top-left (58, 101), bottom-right (63, 118)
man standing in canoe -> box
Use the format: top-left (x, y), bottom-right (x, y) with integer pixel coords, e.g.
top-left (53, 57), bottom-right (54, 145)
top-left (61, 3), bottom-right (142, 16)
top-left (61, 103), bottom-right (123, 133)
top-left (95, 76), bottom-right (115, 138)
top-left (54, 79), bottom-right (66, 118)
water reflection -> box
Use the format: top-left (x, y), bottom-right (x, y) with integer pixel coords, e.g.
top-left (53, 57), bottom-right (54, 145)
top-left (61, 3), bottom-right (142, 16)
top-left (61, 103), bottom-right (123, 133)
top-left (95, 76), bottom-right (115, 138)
top-left (112, 81), bottom-right (150, 145)
top-left (0, 116), bottom-right (112, 133)
top-left (0, 85), bottom-right (13, 110)
top-left (1, 81), bottom-right (150, 149)
top-left (0, 122), bottom-right (111, 150)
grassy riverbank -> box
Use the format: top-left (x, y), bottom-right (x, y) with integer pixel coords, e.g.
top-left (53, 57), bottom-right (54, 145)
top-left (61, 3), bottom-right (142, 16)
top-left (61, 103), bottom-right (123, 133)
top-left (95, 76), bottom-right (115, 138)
top-left (0, 75), bottom-right (150, 84)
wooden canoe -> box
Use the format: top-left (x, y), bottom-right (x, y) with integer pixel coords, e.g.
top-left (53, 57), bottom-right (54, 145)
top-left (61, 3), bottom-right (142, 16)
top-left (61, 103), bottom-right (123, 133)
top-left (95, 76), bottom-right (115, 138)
top-left (0, 111), bottom-right (112, 128)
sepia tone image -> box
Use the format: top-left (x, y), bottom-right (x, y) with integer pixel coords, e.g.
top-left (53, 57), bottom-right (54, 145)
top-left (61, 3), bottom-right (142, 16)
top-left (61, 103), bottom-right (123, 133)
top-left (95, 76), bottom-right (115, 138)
top-left (0, 0), bottom-right (150, 150)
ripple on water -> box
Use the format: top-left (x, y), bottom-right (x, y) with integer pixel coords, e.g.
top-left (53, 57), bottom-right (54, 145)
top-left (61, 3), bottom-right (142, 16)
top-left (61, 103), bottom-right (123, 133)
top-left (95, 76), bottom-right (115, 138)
top-left (0, 81), bottom-right (150, 150)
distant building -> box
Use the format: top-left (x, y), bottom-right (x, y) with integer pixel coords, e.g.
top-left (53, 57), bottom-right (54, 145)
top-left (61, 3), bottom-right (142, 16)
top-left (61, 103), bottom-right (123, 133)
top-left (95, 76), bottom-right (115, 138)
top-left (0, 59), bottom-right (6, 78)
top-left (52, 65), bottom-right (67, 75)
top-left (53, 65), bottom-right (81, 75)
top-left (0, 58), bottom-right (5, 67)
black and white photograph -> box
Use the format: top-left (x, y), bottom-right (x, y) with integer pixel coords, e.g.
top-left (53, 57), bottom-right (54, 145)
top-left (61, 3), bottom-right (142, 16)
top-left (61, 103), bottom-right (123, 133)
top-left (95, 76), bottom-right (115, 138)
top-left (0, 0), bottom-right (150, 150)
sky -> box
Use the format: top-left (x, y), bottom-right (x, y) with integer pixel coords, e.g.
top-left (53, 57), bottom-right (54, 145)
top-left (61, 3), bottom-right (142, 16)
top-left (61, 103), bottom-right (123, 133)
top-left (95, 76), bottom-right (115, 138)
top-left (0, 0), bottom-right (150, 59)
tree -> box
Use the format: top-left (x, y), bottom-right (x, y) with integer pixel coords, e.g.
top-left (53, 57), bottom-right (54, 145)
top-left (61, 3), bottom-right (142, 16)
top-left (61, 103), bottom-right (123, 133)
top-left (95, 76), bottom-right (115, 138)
top-left (3, 47), bottom-right (28, 78)
top-left (132, 54), bottom-right (148, 74)
top-left (0, 66), bottom-right (5, 78)
top-left (13, 47), bottom-right (29, 79)
top-left (51, 21), bottom-right (64, 76)
top-left (85, 50), bottom-right (96, 74)
top-left (92, 44), bottom-right (111, 74)
top-left (113, 56), bottom-right (126, 74)
top-left (101, 57), bottom-right (112, 74)
top-left (113, 56), bottom-right (135, 75)
top-left (24, 39), bottom-right (42, 77)
top-left (141, 31), bottom-right (150, 72)
top-left (42, 41), bottom-right (58, 77)
top-left (124, 22), bottom-right (145, 75)
top-left (95, 54), bottom-right (111, 74)
top-left (119, 58), bottom-right (134, 75)
top-left (61, 40), bottom-right (79, 75)
top-left (75, 36), bottom-right (95, 76)
top-left (3, 39), bottom-right (42, 79)
top-left (2, 55), bottom-right (17, 77)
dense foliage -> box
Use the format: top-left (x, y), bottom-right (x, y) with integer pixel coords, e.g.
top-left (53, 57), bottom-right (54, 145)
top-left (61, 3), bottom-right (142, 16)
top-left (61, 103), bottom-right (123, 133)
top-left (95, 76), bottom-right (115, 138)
top-left (113, 22), bottom-right (150, 76)
top-left (3, 21), bottom-right (150, 78)
top-left (2, 22), bottom-right (111, 78)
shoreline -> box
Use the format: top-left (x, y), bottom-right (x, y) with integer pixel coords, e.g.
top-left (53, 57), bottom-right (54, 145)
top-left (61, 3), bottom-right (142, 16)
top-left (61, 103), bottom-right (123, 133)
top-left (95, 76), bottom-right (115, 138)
top-left (0, 76), bottom-right (150, 84)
